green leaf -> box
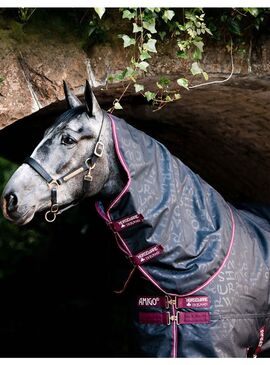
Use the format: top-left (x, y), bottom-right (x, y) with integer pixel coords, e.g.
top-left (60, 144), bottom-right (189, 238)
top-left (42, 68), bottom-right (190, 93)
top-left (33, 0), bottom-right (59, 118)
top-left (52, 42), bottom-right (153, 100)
top-left (202, 71), bottom-right (208, 80)
top-left (139, 50), bottom-right (151, 61)
top-left (133, 23), bottom-right (143, 33)
top-left (193, 40), bottom-right (204, 52)
top-left (162, 9), bottom-right (175, 22)
top-left (143, 18), bottom-right (157, 34)
top-left (112, 71), bottom-right (126, 81)
top-left (159, 31), bottom-right (166, 40)
top-left (190, 62), bottom-right (202, 76)
top-left (137, 61), bottom-right (149, 72)
top-left (177, 78), bottom-right (189, 90)
top-left (121, 35), bottom-right (136, 48)
top-left (174, 93), bottom-right (181, 100)
top-left (177, 51), bottom-right (189, 59)
top-left (134, 84), bottom-right (144, 93)
top-left (228, 18), bottom-right (241, 35)
top-left (122, 9), bottom-right (136, 20)
top-left (144, 91), bottom-right (156, 102)
top-left (243, 8), bottom-right (259, 17)
top-left (159, 77), bottom-right (170, 87)
top-left (143, 38), bottom-right (157, 53)
top-left (114, 101), bottom-right (123, 110)
top-left (192, 48), bottom-right (202, 60)
top-left (94, 8), bottom-right (106, 19)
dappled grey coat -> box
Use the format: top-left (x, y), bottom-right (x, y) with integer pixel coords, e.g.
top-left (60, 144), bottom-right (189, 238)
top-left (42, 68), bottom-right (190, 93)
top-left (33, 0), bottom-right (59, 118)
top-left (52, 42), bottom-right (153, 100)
top-left (96, 115), bottom-right (270, 357)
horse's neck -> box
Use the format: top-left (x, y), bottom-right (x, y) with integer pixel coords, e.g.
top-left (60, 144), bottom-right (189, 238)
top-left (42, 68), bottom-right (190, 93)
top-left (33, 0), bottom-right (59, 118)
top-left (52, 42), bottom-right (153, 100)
top-left (98, 114), bottom-right (125, 199)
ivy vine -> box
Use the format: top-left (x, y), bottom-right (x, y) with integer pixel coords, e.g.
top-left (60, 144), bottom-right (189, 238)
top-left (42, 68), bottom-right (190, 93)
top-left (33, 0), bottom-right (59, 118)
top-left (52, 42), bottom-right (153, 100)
top-left (12, 7), bottom-right (270, 111)
top-left (102, 8), bottom-right (213, 111)
top-left (94, 7), bottom-right (269, 111)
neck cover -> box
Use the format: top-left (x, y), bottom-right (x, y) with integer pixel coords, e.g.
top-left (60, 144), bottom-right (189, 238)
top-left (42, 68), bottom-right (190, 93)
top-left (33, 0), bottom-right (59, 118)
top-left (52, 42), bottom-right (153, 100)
top-left (96, 115), bottom-right (235, 296)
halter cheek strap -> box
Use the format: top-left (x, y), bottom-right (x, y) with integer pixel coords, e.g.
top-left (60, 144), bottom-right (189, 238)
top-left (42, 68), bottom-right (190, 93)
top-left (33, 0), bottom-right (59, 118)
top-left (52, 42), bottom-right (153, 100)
top-left (24, 111), bottom-right (105, 222)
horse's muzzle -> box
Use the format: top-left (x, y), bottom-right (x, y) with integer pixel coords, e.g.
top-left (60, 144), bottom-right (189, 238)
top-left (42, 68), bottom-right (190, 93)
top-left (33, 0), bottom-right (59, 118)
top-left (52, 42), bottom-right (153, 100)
top-left (1, 191), bottom-right (19, 220)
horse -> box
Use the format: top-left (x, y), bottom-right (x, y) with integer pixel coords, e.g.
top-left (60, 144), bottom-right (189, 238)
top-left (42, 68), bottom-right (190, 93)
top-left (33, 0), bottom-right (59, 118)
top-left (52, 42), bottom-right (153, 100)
top-left (1, 80), bottom-right (270, 357)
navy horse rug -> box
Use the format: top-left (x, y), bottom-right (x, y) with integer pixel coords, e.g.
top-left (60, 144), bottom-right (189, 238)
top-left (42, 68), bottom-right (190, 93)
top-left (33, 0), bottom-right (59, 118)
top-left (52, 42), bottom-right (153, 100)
top-left (2, 83), bottom-right (270, 357)
top-left (96, 115), bottom-right (270, 357)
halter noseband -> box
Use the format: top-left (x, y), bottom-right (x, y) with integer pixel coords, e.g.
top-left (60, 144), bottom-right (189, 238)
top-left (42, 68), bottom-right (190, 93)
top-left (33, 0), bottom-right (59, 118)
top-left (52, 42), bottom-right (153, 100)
top-left (24, 111), bottom-right (105, 223)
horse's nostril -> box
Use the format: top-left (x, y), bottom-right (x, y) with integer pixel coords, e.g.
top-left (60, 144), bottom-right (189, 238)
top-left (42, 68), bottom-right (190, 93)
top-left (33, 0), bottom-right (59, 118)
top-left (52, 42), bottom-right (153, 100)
top-left (5, 192), bottom-right (18, 213)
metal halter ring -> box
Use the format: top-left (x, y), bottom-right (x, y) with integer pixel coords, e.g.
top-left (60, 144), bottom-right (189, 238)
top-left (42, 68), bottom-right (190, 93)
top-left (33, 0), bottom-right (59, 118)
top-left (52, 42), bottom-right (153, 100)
top-left (85, 158), bottom-right (96, 170)
top-left (45, 210), bottom-right (57, 223)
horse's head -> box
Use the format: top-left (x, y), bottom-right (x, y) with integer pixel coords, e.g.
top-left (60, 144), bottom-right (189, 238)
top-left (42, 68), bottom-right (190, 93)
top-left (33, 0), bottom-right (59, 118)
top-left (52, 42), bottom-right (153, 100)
top-left (1, 81), bottom-right (113, 225)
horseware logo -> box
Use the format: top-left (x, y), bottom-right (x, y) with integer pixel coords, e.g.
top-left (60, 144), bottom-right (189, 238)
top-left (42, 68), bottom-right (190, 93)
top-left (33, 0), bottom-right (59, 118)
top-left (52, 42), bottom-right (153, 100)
top-left (180, 296), bottom-right (210, 309)
top-left (132, 244), bottom-right (164, 265)
top-left (112, 213), bottom-right (144, 231)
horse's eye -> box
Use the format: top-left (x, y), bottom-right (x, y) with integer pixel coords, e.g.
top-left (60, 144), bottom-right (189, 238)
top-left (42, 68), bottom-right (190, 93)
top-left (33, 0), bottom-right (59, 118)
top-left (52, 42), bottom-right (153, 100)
top-left (61, 134), bottom-right (76, 146)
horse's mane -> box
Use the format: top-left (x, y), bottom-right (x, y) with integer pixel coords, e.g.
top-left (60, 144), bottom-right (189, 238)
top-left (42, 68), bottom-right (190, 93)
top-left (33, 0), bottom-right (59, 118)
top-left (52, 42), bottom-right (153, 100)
top-left (46, 105), bottom-right (87, 135)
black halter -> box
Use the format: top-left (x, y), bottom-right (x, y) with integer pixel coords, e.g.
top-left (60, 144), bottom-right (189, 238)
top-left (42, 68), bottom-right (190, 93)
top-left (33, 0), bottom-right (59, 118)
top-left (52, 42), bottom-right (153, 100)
top-left (24, 111), bottom-right (105, 222)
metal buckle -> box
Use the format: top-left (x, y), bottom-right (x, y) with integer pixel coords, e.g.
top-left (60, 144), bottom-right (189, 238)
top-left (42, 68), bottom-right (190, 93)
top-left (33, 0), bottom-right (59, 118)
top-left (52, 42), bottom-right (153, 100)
top-left (94, 141), bottom-right (104, 157)
top-left (48, 180), bottom-right (59, 189)
top-left (167, 311), bottom-right (179, 325)
top-left (45, 210), bottom-right (57, 223)
top-left (51, 204), bottom-right (59, 213)
top-left (166, 296), bottom-right (177, 308)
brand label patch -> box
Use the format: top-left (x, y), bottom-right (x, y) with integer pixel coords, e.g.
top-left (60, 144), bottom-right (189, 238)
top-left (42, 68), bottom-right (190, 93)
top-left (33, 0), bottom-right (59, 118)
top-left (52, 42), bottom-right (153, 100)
top-left (254, 326), bottom-right (266, 357)
top-left (178, 296), bottom-right (210, 309)
top-left (112, 213), bottom-right (144, 231)
top-left (137, 296), bottom-right (164, 307)
top-left (179, 311), bottom-right (210, 325)
top-left (132, 244), bottom-right (164, 265)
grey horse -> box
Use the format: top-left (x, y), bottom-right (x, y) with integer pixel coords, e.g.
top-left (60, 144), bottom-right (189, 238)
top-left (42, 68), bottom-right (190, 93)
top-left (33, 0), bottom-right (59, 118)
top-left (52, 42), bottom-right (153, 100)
top-left (1, 81), bottom-right (270, 357)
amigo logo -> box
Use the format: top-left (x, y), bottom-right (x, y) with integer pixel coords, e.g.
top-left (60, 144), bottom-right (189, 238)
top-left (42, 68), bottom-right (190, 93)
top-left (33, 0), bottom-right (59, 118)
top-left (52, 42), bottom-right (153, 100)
top-left (138, 297), bottom-right (161, 307)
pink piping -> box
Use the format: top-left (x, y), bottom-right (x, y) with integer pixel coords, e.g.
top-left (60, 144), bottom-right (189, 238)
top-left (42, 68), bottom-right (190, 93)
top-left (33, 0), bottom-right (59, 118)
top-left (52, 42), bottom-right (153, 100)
top-left (106, 115), bottom-right (132, 222)
top-left (172, 304), bottom-right (178, 357)
top-left (137, 205), bottom-right (235, 297)
top-left (95, 201), bottom-right (109, 222)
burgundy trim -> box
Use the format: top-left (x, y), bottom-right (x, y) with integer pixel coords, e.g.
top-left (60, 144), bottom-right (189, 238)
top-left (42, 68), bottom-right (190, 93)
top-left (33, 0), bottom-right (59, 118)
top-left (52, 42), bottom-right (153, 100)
top-left (172, 304), bottom-right (177, 357)
top-left (114, 266), bottom-right (136, 294)
top-left (138, 311), bottom-right (210, 326)
top-left (131, 244), bottom-right (164, 266)
top-left (106, 115), bottom-right (132, 220)
top-left (111, 213), bottom-right (144, 232)
top-left (95, 201), bottom-right (109, 222)
top-left (178, 296), bottom-right (210, 309)
top-left (253, 326), bottom-right (266, 358)
top-left (139, 312), bottom-right (168, 325)
top-left (179, 312), bottom-right (210, 325)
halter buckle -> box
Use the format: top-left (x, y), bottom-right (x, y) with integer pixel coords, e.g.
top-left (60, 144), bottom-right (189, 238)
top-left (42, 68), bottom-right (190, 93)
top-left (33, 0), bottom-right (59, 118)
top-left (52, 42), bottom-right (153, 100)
top-left (94, 141), bottom-right (104, 157)
top-left (84, 162), bottom-right (96, 182)
top-left (48, 180), bottom-right (59, 189)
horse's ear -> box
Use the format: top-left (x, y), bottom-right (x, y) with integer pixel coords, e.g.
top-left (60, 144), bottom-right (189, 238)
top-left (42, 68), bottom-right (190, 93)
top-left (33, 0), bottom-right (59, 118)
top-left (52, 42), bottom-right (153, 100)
top-left (63, 81), bottom-right (82, 109)
top-left (84, 80), bottom-right (102, 117)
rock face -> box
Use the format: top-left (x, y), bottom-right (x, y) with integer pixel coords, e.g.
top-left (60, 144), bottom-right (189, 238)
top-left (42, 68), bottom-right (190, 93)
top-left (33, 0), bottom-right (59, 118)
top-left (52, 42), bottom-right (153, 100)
top-left (1, 10), bottom-right (270, 130)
